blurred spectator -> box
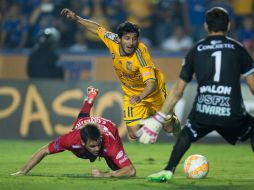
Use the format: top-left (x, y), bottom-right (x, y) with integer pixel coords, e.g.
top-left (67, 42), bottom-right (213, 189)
top-left (160, 25), bottom-right (193, 52)
top-left (27, 27), bottom-right (64, 79)
top-left (53, 16), bottom-right (76, 48)
top-left (15, 0), bottom-right (41, 17)
top-left (0, 0), bottom-right (11, 44)
top-left (69, 29), bottom-right (88, 52)
top-left (154, 0), bottom-right (184, 46)
top-left (123, 0), bottom-right (154, 45)
top-left (29, 0), bottom-right (55, 46)
top-left (182, 0), bottom-right (209, 42)
top-left (0, 1), bottom-right (252, 50)
top-left (0, 0), bottom-right (12, 21)
top-left (104, 0), bottom-right (127, 31)
top-left (80, 0), bottom-right (109, 49)
top-left (236, 16), bottom-right (254, 56)
top-left (231, 0), bottom-right (253, 26)
top-left (0, 3), bottom-right (29, 49)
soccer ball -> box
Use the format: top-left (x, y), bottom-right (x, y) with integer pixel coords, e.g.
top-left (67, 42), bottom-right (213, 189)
top-left (183, 154), bottom-right (209, 179)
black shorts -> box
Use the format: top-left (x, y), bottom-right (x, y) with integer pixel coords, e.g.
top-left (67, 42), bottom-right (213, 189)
top-left (184, 113), bottom-right (254, 145)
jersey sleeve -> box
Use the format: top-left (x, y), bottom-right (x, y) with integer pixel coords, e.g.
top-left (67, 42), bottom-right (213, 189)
top-left (239, 46), bottom-right (254, 77)
top-left (179, 48), bottom-right (195, 82)
top-left (104, 139), bottom-right (132, 170)
top-left (136, 44), bottom-right (157, 83)
top-left (48, 133), bottom-right (73, 154)
top-left (97, 27), bottom-right (118, 50)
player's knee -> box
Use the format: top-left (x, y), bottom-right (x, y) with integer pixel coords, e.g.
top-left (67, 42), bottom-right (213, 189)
top-left (128, 131), bottom-right (138, 140)
top-left (127, 126), bottom-right (138, 140)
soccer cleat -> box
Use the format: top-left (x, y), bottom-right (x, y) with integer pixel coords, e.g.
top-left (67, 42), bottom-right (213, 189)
top-left (147, 170), bottom-right (173, 183)
top-left (86, 86), bottom-right (99, 104)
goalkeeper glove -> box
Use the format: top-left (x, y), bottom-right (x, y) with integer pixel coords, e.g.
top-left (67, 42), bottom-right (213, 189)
top-left (138, 112), bottom-right (166, 144)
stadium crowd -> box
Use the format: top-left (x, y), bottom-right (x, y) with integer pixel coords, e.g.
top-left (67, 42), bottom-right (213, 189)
top-left (0, 0), bottom-right (253, 56)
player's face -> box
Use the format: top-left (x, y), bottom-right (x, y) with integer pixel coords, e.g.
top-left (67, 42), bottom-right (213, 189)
top-left (119, 32), bottom-right (138, 56)
top-left (85, 138), bottom-right (102, 156)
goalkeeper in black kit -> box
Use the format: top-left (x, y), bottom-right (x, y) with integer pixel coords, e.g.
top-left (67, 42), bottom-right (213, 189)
top-left (139, 7), bottom-right (254, 182)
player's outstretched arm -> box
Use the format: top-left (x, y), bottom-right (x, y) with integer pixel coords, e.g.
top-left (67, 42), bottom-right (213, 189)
top-left (92, 164), bottom-right (136, 177)
top-left (11, 145), bottom-right (50, 176)
top-left (61, 8), bottom-right (101, 35)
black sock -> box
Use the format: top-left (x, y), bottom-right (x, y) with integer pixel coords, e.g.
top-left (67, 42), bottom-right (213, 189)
top-left (164, 127), bottom-right (193, 173)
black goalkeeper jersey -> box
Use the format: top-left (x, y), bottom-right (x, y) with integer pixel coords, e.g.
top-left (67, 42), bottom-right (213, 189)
top-left (180, 35), bottom-right (254, 126)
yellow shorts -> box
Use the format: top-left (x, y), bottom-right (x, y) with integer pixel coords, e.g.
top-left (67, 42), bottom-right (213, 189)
top-left (123, 85), bottom-right (168, 127)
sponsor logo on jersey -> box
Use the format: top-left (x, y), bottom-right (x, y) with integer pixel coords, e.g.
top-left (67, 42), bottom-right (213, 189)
top-left (74, 117), bottom-right (108, 129)
top-left (196, 103), bottom-right (231, 116)
top-left (119, 155), bottom-right (128, 164)
top-left (197, 43), bottom-right (235, 51)
top-left (126, 61), bottom-right (132, 71)
top-left (197, 85), bottom-right (232, 117)
top-left (116, 150), bottom-right (124, 159)
top-left (199, 85), bottom-right (232, 95)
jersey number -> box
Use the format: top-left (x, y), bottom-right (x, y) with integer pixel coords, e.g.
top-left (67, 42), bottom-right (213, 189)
top-left (211, 51), bottom-right (222, 82)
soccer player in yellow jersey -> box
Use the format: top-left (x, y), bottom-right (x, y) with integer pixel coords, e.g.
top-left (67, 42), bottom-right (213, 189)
top-left (61, 8), bottom-right (181, 143)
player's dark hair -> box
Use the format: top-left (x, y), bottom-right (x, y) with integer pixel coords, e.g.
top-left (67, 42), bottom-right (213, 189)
top-left (117, 21), bottom-right (140, 38)
top-left (205, 7), bottom-right (230, 33)
top-left (80, 123), bottom-right (101, 143)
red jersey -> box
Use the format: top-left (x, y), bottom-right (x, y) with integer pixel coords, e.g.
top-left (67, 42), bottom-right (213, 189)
top-left (48, 116), bottom-right (131, 170)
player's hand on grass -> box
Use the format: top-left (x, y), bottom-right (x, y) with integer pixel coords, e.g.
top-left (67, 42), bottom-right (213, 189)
top-left (10, 171), bottom-right (25, 176)
top-left (138, 112), bottom-right (166, 144)
top-left (61, 8), bottom-right (78, 21)
top-left (91, 168), bottom-right (104, 177)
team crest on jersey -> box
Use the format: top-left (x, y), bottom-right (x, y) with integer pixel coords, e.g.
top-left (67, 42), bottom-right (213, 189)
top-left (118, 60), bottom-right (122, 65)
top-left (116, 150), bottom-right (124, 159)
top-left (126, 61), bottom-right (132, 71)
top-left (111, 53), bottom-right (115, 59)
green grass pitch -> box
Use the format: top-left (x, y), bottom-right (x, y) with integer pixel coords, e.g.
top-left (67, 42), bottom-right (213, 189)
top-left (0, 140), bottom-right (254, 190)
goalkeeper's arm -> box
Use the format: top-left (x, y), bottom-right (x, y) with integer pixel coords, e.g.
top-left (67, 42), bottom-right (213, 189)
top-left (159, 78), bottom-right (187, 116)
top-left (138, 79), bottom-right (187, 144)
